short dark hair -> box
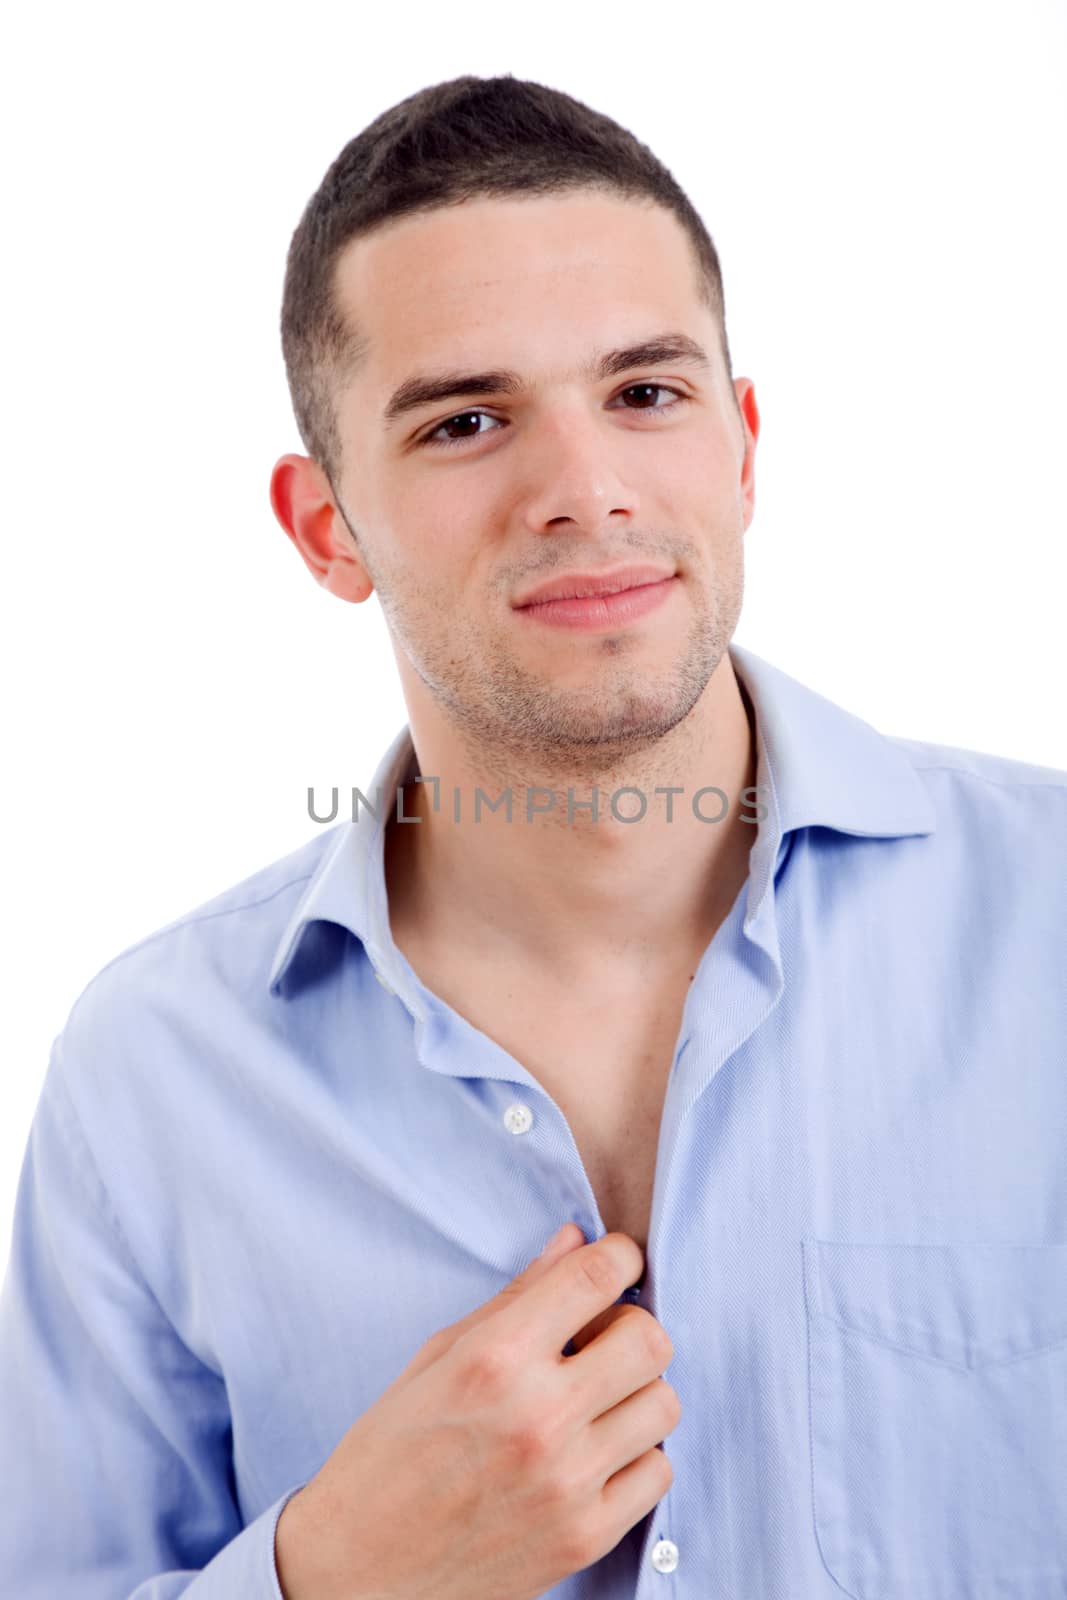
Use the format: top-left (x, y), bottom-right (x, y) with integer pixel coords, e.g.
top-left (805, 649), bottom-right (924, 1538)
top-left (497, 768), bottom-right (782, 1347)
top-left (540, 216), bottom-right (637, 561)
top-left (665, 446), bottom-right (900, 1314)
top-left (280, 73), bottom-right (734, 489)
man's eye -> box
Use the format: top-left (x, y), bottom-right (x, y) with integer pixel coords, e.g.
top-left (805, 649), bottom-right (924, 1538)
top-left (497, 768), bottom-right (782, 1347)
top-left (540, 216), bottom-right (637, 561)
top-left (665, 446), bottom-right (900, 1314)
top-left (422, 411), bottom-right (501, 449)
top-left (419, 383), bottom-right (689, 451)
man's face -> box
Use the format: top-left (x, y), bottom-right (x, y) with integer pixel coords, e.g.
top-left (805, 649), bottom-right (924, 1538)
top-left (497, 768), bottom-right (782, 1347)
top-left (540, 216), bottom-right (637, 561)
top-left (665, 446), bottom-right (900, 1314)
top-left (326, 188), bottom-right (758, 764)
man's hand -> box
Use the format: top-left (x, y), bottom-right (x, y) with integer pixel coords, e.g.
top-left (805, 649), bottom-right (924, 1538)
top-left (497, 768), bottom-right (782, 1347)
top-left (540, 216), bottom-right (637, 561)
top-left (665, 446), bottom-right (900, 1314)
top-left (275, 1223), bottom-right (679, 1600)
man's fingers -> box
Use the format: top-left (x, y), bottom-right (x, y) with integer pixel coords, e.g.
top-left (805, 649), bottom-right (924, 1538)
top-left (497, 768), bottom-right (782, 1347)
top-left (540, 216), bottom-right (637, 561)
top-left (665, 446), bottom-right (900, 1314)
top-left (567, 1301), bottom-right (634, 1357)
top-left (400, 1224), bottom-right (587, 1385)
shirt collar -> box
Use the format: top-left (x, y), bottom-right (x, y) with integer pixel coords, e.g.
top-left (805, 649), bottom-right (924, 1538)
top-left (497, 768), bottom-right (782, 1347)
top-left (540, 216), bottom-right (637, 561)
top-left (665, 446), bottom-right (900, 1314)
top-left (268, 642), bottom-right (936, 997)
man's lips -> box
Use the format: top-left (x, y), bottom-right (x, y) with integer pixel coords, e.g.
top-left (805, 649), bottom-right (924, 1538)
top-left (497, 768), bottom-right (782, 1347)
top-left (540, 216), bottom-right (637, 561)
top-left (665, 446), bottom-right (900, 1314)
top-left (512, 563), bottom-right (676, 608)
top-left (512, 574), bottom-right (678, 631)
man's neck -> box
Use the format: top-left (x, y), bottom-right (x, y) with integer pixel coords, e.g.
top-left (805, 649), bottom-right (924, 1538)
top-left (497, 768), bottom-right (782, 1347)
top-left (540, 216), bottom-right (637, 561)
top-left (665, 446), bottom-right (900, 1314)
top-left (383, 660), bottom-right (757, 987)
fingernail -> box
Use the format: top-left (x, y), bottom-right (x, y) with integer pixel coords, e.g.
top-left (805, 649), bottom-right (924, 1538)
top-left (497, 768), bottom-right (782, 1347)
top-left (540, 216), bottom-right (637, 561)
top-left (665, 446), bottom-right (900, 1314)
top-left (540, 1223), bottom-right (570, 1256)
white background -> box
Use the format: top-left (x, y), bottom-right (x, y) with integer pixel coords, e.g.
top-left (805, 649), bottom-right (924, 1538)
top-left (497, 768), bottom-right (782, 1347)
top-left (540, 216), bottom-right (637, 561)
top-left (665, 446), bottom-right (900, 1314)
top-left (1, 0), bottom-right (1065, 1261)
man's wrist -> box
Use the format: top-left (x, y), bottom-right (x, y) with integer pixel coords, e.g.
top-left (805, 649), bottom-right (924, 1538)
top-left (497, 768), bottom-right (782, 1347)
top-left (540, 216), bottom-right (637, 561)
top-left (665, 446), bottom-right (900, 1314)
top-left (275, 1484), bottom-right (326, 1600)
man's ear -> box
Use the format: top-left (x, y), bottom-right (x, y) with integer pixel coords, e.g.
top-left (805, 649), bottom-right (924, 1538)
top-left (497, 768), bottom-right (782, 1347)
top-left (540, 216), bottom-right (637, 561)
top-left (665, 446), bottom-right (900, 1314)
top-left (733, 378), bottom-right (759, 530)
top-left (269, 452), bottom-right (374, 602)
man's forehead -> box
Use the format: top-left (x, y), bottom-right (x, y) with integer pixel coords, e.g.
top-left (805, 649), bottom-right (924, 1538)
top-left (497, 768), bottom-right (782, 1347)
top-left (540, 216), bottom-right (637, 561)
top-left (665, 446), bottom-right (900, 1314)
top-left (333, 190), bottom-right (701, 327)
top-left (330, 195), bottom-right (716, 418)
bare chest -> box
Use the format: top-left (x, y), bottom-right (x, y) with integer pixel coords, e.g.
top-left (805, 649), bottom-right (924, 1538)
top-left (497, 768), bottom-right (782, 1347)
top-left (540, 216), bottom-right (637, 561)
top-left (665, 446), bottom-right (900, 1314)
top-left (529, 1010), bottom-right (682, 1255)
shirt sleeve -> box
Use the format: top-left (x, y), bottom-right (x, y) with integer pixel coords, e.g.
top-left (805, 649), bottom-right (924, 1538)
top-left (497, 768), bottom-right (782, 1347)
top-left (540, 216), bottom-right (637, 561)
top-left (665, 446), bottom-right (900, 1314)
top-left (0, 1032), bottom-right (309, 1598)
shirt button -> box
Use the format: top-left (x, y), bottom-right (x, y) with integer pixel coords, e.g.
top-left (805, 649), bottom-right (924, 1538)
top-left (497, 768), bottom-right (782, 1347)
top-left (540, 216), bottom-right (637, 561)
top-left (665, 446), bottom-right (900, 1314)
top-left (503, 1103), bottom-right (534, 1135)
top-left (651, 1538), bottom-right (679, 1574)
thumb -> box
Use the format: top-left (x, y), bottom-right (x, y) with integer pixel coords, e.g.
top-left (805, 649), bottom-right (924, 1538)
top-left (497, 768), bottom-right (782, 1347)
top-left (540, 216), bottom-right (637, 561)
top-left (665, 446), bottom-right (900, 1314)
top-left (530, 1221), bottom-right (585, 1268)
top-left (398, 1223), bottom-right (586, 1385)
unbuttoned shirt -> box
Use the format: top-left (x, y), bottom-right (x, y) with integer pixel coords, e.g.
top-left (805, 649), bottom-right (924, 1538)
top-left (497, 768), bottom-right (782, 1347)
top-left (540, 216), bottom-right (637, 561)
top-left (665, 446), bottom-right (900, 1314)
top-left (1, 641), bottom-right (1065, 1599)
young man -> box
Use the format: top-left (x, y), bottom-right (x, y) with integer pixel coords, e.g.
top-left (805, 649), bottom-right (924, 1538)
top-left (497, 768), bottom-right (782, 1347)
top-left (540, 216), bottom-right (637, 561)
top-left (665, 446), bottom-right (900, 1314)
top-left (2, 75), bottom-right (1064, 1600)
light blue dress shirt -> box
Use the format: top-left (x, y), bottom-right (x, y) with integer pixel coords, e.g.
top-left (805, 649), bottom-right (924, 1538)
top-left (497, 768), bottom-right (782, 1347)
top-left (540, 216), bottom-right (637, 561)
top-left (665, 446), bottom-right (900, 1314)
top-left (2, 642), bottom-right (1065, 1599)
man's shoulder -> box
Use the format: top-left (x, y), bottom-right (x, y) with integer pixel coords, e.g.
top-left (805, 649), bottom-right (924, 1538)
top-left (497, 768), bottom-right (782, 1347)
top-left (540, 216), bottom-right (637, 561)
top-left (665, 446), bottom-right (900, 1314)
top-left (885, 731), bottom-right (1067, 800)
top-left (882, 732), bottom-right (1067, 856)
top-left (59, 824), bottom-right (346, 1042)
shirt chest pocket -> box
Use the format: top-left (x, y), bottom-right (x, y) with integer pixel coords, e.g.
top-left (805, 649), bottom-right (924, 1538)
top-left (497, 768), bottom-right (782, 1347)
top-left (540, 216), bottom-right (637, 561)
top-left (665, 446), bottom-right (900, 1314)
top-left (802, 1238), bottom-right (1067, 1599)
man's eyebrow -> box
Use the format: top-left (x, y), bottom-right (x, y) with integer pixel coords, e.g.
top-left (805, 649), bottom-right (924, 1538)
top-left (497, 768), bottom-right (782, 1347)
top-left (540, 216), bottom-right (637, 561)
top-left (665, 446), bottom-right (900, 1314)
top-left (381, 332), bottom-right (713, 431)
